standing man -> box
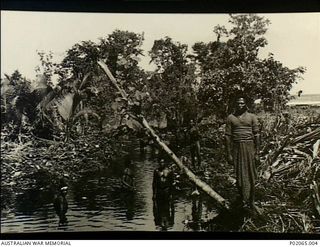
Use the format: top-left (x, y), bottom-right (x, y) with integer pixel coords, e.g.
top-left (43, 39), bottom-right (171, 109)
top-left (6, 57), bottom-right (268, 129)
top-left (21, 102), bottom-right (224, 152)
top-left (225, 97), bottom-right (260, 212)
top-left (152, 154), bottom-right (174, 202)
top-left (152, 154), bottom-right (175, 230)
top-left (189, 119), bottom-right (202, 170)
top-left (121, 155), bottom-right (135, 191)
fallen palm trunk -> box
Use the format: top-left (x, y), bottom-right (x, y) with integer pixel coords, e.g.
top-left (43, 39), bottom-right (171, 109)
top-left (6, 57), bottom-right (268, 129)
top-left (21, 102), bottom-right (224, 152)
top-left (141, 118), bottom-right (229, 209)
top-left (291, 128), bottom-right (320, 145)
top-left (98, 60), bottom-right (229, 210)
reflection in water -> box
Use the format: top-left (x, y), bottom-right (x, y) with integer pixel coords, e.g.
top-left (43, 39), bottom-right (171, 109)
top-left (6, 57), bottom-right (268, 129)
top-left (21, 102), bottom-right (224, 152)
top-left (1, 145), bottom-right (216, 232)
top-left (69, 155), bottom-right (148, 226)
top-left (182, 190), bottom-right (204, 232)
top-left (15, 189), bottom-right (51, 216)
top-left (53, 186), bottom-right (68, 226)
top-left (119, 191), bottom-right (136, 220)
top-left (203, 199), bottom-right (246, 232)
top-left (191, 194), bottom-right (203, 231)
top-left (153, 196), bottom-right (175, 231)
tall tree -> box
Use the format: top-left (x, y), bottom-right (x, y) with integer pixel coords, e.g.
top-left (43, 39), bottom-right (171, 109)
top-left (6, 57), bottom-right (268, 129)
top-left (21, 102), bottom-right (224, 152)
top-left (37, 30), bottom-right (147, 139)
top-left (148, 37), bottom-right (197, 130)
top-left (193, 14), bottom-right (305, 118)
top-left (0, 70), bottom-right (39, 140)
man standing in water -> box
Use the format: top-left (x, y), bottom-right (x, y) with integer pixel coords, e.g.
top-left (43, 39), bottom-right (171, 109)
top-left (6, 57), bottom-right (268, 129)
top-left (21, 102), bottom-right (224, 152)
top-left (152, 154), bottom-right (175, 230)
top-left (121, 155), bottom-right (135, 191)
top-left (225, 97), bottom-right (261, 213)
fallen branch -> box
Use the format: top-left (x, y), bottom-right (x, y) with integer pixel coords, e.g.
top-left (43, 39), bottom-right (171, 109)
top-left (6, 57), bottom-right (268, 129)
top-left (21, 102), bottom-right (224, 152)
top-left (97, 60), bottom-right (229, 210)
top-left (291, 128), bottom-right (320, 145)
top-left (31, 133), bottom-right (63, 145)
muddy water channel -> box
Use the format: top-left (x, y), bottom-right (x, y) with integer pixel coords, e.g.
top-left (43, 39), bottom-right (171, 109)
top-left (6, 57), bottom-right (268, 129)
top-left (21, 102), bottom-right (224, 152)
top-left (1, 146), bottom-right (219, 233)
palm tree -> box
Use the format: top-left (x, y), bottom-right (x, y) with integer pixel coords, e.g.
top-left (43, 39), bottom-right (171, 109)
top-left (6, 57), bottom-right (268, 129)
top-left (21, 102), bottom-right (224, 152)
top-left (40, 73), bottom-right (100, 141)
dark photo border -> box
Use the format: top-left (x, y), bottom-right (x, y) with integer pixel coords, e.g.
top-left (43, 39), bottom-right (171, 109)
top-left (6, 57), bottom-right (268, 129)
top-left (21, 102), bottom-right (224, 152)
top-left (1, 0), bottom-right (320, 240)
top-left (1, 0), bottom-right (320, 13)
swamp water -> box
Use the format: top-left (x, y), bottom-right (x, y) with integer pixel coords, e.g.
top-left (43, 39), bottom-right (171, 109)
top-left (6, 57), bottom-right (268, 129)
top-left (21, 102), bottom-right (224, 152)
top-left (1, 147), bottom-right (219, 233)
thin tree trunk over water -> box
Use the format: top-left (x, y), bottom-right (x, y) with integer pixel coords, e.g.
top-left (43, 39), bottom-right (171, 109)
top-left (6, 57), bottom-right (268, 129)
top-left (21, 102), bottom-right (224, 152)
top-left (98, 60), bottom-right (229, 210)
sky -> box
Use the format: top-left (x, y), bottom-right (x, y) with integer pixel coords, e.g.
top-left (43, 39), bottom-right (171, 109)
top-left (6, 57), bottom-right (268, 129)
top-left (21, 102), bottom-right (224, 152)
top-left (1, 11), bottom-right (320, 94)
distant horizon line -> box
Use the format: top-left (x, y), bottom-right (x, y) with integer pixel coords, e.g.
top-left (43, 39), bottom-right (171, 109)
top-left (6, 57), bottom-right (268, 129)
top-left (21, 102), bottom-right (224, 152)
top-left (290, 93), bottom-right (320, 96)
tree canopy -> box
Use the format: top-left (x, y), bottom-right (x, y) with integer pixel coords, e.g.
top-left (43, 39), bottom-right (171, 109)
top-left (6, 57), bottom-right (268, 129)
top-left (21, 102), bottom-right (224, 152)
top-left (1, 14), bottom-right (306, 140)
top-left (193, 14), bottom-right (305, 118)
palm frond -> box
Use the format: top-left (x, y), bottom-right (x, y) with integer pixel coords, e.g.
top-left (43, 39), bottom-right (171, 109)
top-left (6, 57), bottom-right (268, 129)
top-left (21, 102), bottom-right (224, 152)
top-left (55, 93), bottom-right (75, 121)
top-left (38, 90), bottom-right (56, 110)
top-left (78, 73), bottom-right (91, 90)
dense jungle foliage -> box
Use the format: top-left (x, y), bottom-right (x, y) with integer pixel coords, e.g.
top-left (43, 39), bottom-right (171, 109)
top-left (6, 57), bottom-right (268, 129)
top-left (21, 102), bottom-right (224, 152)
top-left (1, 14), bottom-right (319, 233)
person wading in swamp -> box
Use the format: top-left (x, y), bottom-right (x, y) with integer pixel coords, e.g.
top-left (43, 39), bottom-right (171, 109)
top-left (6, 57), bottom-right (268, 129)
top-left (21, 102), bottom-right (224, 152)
top-left (121, 155), bottom-right (135, 191)
top-left (53, 178), bottom-right (68, 226)
top-left (152, 153), bottom-right (175, 230)
top-left (225, 97), bottom-right (262, 214)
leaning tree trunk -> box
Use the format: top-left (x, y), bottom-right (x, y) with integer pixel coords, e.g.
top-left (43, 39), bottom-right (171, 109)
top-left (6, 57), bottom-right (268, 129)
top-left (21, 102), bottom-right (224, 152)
top-left (97, 60), bottom-right (230, 210)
